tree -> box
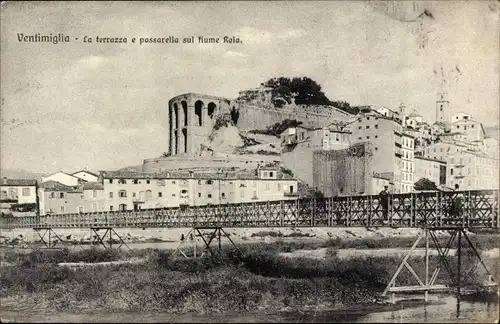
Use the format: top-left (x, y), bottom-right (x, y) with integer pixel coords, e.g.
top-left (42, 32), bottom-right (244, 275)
top-left (414, 178), bottom-right (439, 191)
top-left (262, 77), bottom-right (331, 107)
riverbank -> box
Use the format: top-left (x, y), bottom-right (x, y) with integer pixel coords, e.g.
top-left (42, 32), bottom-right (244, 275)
top-left (0, 226), bottom-right (465, 247)
top-left (2, 227), bottom-right (498, 252)
top-left (1, 239), bottom-right (498, 318)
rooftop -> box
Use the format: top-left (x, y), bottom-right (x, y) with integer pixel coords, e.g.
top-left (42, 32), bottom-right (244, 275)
top-left (100, 170), bottom-right (295, 181)
top-left (415, 156), bottom-right (446, 163)
top-left (0, 178), bottom-right (37, 186)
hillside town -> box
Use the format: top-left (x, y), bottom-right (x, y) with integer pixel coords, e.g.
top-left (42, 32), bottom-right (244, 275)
top-left (1, 85), bottom-right (498, 218)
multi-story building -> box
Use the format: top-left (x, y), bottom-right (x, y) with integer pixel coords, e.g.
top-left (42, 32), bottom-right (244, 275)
top-left (38, 181), bottom-right (105, 215)
top-left (400, 132), bottom-right (415, 193)
top-left (483, 137), bottom-right (499, 159)
top-left (424, 140), bottom-right (468, 161)
top-left (446, 151), bottom-right (499, 190)
top-left (0, 178), bottom-right (38, 204)
top-left (0, 178), bottom-right (38, 216)
top-left (99, 167), bottom-right (298, 211)
top-left (414, 156), bottom-right (447, 188)
top-left (280, 125), bottom-right (351, 151)
top-left (280, 124), bottom-right (351, 186)
top-left (349, 112), bottom-right (408, 193)
top-left (449, 115), bottom-right (485, 143)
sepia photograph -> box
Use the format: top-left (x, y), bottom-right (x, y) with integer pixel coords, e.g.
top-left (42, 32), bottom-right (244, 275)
top-left (0, 1), bottom-right (499, 322)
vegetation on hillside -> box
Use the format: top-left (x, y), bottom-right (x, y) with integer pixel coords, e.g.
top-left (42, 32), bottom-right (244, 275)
top-left (249, 119), bottom-right (303, 137)
top-left (260, 77), bottom-right (357, 114)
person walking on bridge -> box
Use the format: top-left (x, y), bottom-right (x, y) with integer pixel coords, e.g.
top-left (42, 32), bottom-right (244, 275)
top-left (379, 185), bottom-right (390, 224)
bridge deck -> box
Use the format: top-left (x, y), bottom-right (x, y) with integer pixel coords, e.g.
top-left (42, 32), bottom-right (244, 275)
top-left (1, 190), bottom-right (498, 229)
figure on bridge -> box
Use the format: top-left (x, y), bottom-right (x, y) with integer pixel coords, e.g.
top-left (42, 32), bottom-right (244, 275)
top-left (379, 185), bottom-right (390, 223)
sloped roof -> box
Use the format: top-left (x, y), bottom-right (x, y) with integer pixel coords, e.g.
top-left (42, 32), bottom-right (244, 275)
top-left (40, 181), bottom-right (82, 193)
top-left (1, 179), bottom-right (37, 186)
top-left (72, 170), bottom-right (99, 177)
top-left (82, 182), bottom-right (104, 190)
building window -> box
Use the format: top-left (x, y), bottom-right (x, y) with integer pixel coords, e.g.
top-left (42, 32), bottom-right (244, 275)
top-left (198, 180), bottom-right (202, 185)
top-left (22, 188), bottom-right (30, 196)
top-left (366, 136), bottom-right (370, 139)
top-left (109, 192), bottom-right (113, 198)
top-left (118, 179), bottom-right (126, 184)
top-left (158, 192), bottom-right (163, 198)
top-left (366, 126), bottom-right (370, 129)
top-left (358, 137), bottom-right (362, 140)
top-left (198, 193), bottom-right (201, 198)
top-left (60, 206), bottom-right (65, 212)
top-left (206, 180), bottom-right (213, 185)
top-left (109, 179), bottom-right (113, 184)
top-left (208, 194), bottom-right (212, 198)
top-left (110, 206), bottom-right (114, 211)
top-left (172, 181), bottom-right (176, 184)
top-left (50, 192), bottom-right (55, 198)
top-left (146, 190), bottom-right (152, 201)
top-left (375, 125), bottom-right (379, 129)
top-left (60, 192), bottom-right (64, 198)
top-left (278, 183), bottom-right (282, 191)
top-left (119, 204), bottom-right (127, 211)
top-left (119, 190), bottom-right (127, 198)
top-left (93, 190), bottom-right (97, 198)
top-left (221, 192), bottom-right (226, 198)
top-left (269, 172), bottom-right (274, 177)
top-left (240, 191), bottom-right (244, 198)
top-left (146, 180), bottom-right (150, 184)
top-left (450, 169), bottom-right (454, 175)
top-left (133, 179), bottom-right (139, 184)
top-left (375, 135), bottom-right (378, 138)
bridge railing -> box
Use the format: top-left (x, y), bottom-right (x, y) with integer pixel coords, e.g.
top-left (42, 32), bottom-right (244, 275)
top-left (0, 190), bottom-right (498, 229)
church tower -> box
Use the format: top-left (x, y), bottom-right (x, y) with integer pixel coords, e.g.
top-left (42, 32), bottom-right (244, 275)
top-left (398, 102), bottom-right (406, 126)
top-left (436, 92), bottom-right (448, 123)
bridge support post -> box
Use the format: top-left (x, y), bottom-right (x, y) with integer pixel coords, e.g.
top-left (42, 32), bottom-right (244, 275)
top-left (382, 226), bottom-right (498, 304)
top-left (33, 227), bottom-right (65, 249)
top-left (90, 227), bottom-right (130, 250)
top-left (173, 226), bottom-right (240, 258)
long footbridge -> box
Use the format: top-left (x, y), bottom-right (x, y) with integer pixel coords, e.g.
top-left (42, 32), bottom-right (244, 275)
top-left (1, 190), bottom-right (498, 229)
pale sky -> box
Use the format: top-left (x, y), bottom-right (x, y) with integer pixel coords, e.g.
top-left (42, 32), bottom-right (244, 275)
top-left (1, 1), bottom-right (499, 174)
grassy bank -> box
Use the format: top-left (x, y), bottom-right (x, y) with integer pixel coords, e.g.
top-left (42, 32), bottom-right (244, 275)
top-left (1, 241), bottom-right (498, 315)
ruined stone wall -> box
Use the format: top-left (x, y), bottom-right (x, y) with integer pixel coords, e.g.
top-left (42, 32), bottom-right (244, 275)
top-left (143, 154), bottom-right (281, 173)
top-left (235, 102), bottom-right (354, 132)
top-left (168, 93), bottom-right (235, 155)
top-left (281, 142), bottom-right (316, 186)
top-left (312, 143), bottom-right (374, 197)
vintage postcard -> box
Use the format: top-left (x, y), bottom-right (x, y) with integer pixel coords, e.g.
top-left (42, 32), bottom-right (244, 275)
top-left (1, 1), bottom-right (498, 323)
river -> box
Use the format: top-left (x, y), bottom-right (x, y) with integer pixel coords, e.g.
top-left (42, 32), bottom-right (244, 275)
top-left (1, 295), bottom-right (497, 323)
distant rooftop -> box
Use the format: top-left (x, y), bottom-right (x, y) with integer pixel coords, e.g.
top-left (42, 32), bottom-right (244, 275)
top-left (1, 178), bottom-right (37, 186)
top-left (100, 169), bottom-right (295, 181)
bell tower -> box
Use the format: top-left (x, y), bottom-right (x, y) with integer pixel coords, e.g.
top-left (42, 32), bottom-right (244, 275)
top-left (436, 92), bottom-right (448, 123)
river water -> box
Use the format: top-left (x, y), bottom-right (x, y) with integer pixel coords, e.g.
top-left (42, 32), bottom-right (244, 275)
top-left (1, 295), bottom-right (498, 323)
